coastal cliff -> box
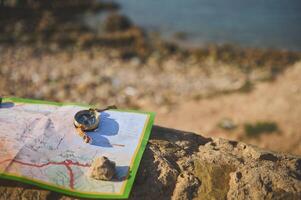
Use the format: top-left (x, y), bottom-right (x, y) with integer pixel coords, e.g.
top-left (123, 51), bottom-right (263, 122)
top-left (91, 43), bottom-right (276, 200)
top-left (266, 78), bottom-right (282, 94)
top-left (0, 126), bottom-right (300, 199)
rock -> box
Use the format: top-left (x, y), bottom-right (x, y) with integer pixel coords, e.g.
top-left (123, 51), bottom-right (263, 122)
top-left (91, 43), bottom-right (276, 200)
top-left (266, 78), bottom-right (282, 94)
top-left (88, 156), bottom-right (116, 181)
top-left (0, 126), bottom-right (300, 200)
top-left (172, 172), bottom-right (200, 200)
top-left (103, 13), bottom-right (132, 32)
top-left (218, 118), bottom-right (237, 130)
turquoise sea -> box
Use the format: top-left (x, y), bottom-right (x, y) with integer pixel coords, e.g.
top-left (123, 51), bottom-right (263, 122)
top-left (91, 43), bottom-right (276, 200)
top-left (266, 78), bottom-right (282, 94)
top-left (113, 0), bottom-right (301, 51)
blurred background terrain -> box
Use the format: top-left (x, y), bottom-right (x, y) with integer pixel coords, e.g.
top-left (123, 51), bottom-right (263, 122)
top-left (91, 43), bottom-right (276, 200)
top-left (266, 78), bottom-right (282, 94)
top-left (0, 0), bottom-right (301, 155)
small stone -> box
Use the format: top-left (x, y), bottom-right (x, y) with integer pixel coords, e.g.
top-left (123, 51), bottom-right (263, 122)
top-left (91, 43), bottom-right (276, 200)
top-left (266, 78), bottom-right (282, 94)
top-left (124, 86), bottom-right (138, 97)
top-left (218, 118), bottom-right (237, 130)
top-left (88, 156), bottom-right (116, 181)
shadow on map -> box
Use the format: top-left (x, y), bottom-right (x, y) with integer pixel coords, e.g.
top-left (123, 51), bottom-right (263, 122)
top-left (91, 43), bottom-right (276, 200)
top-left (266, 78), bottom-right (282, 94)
top-left (114, 165), bottom-right (130, 181)
top-left (87, 112), bottom-right (119, 148)
top-left (0, 102), bottom-right (15, 108)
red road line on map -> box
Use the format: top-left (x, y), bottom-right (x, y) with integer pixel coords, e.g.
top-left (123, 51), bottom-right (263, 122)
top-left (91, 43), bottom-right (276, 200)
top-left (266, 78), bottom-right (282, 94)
top-left (0, 159), bottom-right (90, 189)
top-left (65, 164), bottom-right (74, 188)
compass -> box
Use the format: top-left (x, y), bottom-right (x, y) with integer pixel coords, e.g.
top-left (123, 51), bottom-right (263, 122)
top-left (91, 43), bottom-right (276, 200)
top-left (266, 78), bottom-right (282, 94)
top-left (74, 109), bottom-right (100, 131)
top-left (74, 105), bottom-right (116, 143)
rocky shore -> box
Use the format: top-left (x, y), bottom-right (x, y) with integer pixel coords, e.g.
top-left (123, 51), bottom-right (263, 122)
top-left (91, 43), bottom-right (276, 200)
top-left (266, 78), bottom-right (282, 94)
top-left (0, 126), bottom-right (300, 199)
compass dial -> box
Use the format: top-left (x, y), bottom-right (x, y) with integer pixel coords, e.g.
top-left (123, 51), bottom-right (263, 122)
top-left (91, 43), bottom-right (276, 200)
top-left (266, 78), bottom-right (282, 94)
top-left (74, 109), bottom-right (100, 131)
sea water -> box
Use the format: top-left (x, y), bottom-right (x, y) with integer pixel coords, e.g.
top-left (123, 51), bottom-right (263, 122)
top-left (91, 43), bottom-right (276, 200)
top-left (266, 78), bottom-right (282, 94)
top-left (114, 0), bottom-right (301, 51)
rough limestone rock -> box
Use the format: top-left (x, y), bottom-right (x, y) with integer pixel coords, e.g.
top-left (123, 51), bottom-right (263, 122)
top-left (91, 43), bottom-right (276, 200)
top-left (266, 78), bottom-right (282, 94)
top-left (88, 156), bottom-right (116, 181)
top-left (0, 126), bottom-right (300, 200)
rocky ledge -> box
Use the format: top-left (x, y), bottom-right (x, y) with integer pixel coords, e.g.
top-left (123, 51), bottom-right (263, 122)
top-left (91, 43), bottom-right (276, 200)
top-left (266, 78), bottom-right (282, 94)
top-left (0, 126), bottom-right (300, 200)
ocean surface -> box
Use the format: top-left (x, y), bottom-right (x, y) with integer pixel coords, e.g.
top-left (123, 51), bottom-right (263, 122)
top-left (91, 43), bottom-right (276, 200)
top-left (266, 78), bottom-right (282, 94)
top-left (112, 0), bottom-right (301, 51)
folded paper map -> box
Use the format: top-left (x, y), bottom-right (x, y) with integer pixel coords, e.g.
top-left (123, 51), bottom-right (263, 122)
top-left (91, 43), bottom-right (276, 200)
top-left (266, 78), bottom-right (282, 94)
top-left (0, 97), bottom-right (154, 199)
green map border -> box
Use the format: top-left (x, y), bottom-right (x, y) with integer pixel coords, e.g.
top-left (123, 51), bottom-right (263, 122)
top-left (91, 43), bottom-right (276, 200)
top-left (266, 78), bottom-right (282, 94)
top-left (0, 97), bottom-right (155, 199)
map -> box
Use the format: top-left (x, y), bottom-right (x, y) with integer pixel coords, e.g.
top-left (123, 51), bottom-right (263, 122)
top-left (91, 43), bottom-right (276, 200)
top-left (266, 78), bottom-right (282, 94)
top-left (0, 97), bottom-right (154, 199)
